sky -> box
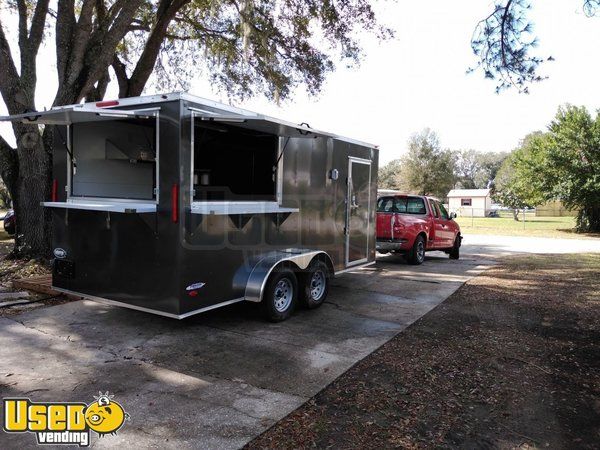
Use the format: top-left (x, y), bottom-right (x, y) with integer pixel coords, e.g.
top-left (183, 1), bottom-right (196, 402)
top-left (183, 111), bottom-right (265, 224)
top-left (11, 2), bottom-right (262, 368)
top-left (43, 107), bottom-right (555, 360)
top-left (1, 0), bottom-right (600, 164)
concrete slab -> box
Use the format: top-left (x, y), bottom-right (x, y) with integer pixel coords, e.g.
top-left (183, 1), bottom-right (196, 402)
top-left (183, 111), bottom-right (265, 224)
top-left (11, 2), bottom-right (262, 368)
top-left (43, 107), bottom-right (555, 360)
top-left (0, 291), bottom-right (29, 300)
top-left (1, 233), bottom-right (598, 449)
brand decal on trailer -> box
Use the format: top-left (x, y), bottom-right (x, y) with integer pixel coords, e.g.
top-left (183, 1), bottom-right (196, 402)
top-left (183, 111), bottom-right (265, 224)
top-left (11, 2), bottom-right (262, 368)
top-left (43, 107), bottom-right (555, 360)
top-left (186, 282), bottom-right (205, 291)
top-left (53, 248), bottom-right (67, 259)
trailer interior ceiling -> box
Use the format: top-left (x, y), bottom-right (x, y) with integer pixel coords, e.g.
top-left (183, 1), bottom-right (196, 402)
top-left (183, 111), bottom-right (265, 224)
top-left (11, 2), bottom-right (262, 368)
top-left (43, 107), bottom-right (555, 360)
top-left (193, 122), bottom-right (277, 201)
top-left (72, 118), bottom-right (157, 200)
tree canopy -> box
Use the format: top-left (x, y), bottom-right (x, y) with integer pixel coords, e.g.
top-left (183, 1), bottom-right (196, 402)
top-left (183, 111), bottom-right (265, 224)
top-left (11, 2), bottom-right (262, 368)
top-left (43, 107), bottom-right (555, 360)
top-left (378, 158), bottom-right (402, 190)
top-left (493, 106), bottom-right (600, 231)
top-left (454, 150), bottom-right (508, 190)
top-left (378, 140), bottom-right (507, 201)
top-left (493, 133), bottom-right (546, 217)
top-left (0, 0), bottom-right (390, 257)
top-left (471, 0), bottom-right (600, 92)
top-left (391, 129), bottom-right (456, 200)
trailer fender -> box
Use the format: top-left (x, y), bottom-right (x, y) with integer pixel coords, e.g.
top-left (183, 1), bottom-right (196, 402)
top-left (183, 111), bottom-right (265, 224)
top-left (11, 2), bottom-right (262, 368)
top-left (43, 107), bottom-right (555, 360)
top-left (244, 250), bottom-right (333, 303)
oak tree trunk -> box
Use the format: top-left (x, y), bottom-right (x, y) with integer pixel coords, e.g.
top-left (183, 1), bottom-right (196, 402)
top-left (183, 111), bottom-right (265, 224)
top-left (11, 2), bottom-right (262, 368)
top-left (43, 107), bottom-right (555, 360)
top-left (12, 124), bottom-right (52, 257)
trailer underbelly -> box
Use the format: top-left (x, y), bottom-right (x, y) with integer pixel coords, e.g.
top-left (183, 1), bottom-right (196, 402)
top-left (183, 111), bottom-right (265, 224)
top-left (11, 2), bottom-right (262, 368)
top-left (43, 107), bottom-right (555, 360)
top-left (52, 260), bottom-right (376, 319)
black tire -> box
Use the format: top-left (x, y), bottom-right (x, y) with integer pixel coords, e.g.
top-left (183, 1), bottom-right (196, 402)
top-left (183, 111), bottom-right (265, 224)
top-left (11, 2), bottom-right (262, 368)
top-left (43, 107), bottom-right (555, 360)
top-left (262, 268), bottom-right (298, 322)
top-left (407, 235), bottom-right (426, 265)
top-left (449, 236), bottom-right (460, 260)
top-left (299, 260), bottom-right (330, 309)
top-left (3, 222), bottom-right (15, 236)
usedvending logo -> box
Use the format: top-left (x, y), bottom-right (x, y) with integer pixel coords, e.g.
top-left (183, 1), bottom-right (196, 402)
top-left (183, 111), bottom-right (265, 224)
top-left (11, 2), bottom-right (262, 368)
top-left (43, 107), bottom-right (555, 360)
top-left (186, 282), bottom-right (205, 291)
top-left (3, 392), bottom-right (129, 447)
top-left (53, 248), bottom-right (67, 259)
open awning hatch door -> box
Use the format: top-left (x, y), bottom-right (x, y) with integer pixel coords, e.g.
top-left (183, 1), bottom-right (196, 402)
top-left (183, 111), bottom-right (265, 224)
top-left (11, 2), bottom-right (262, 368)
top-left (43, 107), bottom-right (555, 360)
top-left (195, 114), bottom-right (327, 139)
top-left (0, 106), bottom-right (158, 125)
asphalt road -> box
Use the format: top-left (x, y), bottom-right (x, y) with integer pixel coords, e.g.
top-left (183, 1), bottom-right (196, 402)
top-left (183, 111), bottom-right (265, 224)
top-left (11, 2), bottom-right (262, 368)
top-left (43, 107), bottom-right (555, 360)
top-left (0, 234), bottom-right (598, 449)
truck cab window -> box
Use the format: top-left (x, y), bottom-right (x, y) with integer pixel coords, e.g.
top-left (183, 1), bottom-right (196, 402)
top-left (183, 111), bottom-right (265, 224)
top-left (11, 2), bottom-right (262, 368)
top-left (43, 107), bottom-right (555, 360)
top-left (377, 197), bottom-right (426, 214)
top-left (376, 197), bottom-right (395, 212)
top-left (429, 199), bottom-right (439, 217)
top-left (405, 197), bottom-right (426, 214)
top-left (437, 202), bottom-right (450, 220)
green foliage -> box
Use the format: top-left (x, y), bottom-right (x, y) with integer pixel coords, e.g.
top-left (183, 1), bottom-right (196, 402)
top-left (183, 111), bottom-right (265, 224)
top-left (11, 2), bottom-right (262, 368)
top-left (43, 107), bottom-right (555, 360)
top-left (378, 159), bottom-right (402, 190)
top-left (493, 134), bottom-right (546, 212)
top-left (495, 105), bottom-right (600, 232)
top-left (396, 129), bottom-right (456, 199)
top-left (471, 1), bottom-right (598, 93)
top-left (126, 0), bottom-right (393, 100)
top-left (454, 149), bottom-right (508, 189)
top-left (470, 0), bottom-right (548, 93)
top-left (544, 105), bottom-right (600, 231)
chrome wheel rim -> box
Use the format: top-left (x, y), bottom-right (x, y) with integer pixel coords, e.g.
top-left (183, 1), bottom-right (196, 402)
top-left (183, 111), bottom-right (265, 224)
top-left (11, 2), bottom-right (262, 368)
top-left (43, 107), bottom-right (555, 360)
top-left (274, 278), bottom-right (293, 312)
top-left (310, 270), bottom-right (326, 301)
top-left (417, 241), bottom-right (425, 262)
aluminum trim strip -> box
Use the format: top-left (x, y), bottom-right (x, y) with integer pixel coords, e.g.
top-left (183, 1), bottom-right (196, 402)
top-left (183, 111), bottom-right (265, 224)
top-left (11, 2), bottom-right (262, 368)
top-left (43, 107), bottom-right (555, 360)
top-left (51, 287), bottom-right (245, 319)
top-left (334, 261), bottom-right (376, 275)
top-left (42, 201), bottom-right (157, 213)
top-left (191, 201), bottom-right (298, 215)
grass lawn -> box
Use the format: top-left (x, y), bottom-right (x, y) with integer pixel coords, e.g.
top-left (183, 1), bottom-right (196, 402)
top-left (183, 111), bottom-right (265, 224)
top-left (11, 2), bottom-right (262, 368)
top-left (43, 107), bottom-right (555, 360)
top-left (455, 215), bottom-right (599, 239)
top-left (247, 254), bottom-right (600, 449)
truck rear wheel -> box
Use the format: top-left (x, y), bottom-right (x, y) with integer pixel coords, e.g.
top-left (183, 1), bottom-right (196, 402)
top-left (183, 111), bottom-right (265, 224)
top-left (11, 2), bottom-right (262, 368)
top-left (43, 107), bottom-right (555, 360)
top-left (262, 268), bottom-right (298, 322)
top-left (449, 236), bottom-right (460, 260)
top-left (407, 235), bottom-right (426, 265)
top-left (299, 260), bottom-right (330, 309)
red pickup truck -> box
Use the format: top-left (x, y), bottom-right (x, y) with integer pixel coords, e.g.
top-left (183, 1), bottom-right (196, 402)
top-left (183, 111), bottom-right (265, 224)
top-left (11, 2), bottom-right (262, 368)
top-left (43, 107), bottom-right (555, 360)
top-left (376, 194), bottom-right (462, 265)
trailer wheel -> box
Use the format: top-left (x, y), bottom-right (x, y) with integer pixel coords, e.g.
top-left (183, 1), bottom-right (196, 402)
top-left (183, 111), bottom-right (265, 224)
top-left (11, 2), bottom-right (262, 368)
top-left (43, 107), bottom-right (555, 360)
top-left (300, 260), bottom-right (330, 309)
top-left (262, 268), bottom-right (298, 322)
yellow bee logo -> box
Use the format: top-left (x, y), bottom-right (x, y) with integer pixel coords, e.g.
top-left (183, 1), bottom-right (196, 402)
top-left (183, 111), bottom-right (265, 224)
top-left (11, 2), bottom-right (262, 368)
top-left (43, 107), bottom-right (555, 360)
top-left (84, 392), bottom-right (129, 436)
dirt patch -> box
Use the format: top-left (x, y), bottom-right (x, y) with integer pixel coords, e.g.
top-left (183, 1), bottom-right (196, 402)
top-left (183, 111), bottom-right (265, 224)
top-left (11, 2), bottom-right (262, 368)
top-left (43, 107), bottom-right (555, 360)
top-left (247, 254), bottom-right (600, 449)
top-left (0, 245), bottom-right (75, 317)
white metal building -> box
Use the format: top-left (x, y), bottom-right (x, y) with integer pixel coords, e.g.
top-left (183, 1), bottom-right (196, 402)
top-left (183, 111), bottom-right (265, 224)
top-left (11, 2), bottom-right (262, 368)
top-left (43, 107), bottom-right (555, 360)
top-left (447, 189), bottom-right (492, 217)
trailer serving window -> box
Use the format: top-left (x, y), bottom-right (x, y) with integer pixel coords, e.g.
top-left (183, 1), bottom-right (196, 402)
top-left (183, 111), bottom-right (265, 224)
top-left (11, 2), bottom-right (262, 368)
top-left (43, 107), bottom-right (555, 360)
top-left (71, 117), bottom-right (157, 201)
top-left (191, 119), bottom-right (277, 202)
top-left (187, 112), bottom-right (328, 215)
top-left (0, 105), bottom-right (160, 213)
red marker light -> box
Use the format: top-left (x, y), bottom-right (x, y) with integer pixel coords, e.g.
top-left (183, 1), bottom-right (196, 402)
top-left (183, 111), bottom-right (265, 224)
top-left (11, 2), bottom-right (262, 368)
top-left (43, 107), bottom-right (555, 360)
top-left (51, 179), bottom-right (58, 202)
top-left (171, 184), bottom-right (179, 223)
top-left (188, 290), bottom-right (198, 297)
top-left (96, 100), bottom-right (119, 108)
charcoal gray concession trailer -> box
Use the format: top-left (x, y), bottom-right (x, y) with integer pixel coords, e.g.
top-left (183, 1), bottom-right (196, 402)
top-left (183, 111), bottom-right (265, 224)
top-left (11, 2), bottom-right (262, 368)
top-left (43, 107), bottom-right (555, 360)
top-left (1, 93), bottom-right (378, 320)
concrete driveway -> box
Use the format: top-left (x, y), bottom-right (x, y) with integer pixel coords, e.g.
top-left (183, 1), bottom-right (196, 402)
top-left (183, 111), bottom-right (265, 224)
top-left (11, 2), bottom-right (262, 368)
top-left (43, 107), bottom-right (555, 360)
top-left (0, 234), bottom-right (597, 449)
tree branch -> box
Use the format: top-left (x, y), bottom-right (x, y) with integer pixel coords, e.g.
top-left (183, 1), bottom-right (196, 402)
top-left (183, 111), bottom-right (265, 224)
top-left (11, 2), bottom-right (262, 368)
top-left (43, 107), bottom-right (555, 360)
top-left (66, 0), bottom-right (96, 86)
top-left (125, 0), bottom-right (190, 97)
top-left (0, 17), bottom-right (22, 113)
top-left (20, 0), bottom-right (50, 90)
top-left (73, 0), bottom-right (144, 100)
top-left (111, 55), bottom-right (130, 98)
top-left (56, 0), bottom-right (76, 84)
top-left (17, 0), bottom-right (28, 50)
top-left (500, 0), bottom-right (514, 67)
top-left (0, 134), bottom-right (18, 200)
top-left (29, 0), bottom-right (50, 52)
top-left (85, 68), bottom-right (110, 102)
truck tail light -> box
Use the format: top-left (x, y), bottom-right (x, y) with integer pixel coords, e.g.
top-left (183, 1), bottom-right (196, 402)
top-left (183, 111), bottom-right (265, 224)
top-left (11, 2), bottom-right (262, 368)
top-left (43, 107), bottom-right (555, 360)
top-left (51, 179), bottom-right (58, 202)
top-left (171, 184), bottom-right (179, 223)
